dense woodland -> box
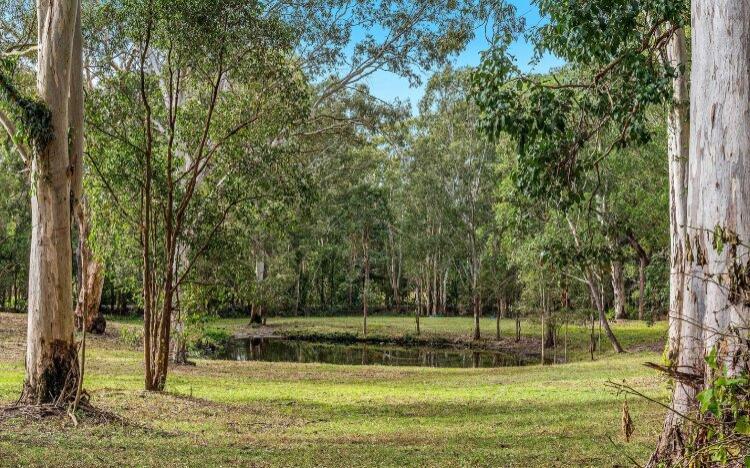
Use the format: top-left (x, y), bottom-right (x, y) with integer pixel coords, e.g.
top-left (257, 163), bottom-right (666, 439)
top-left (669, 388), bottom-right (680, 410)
top-left (0, 0), bottom-right (748, 466)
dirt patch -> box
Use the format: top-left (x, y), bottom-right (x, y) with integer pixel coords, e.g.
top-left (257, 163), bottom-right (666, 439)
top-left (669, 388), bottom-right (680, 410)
top-left (0, 312), bottom-right (26, 360)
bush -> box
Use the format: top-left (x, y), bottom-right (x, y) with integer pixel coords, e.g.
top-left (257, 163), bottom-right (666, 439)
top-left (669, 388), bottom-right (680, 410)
top-left (118, 325), bottom-right (143, 348)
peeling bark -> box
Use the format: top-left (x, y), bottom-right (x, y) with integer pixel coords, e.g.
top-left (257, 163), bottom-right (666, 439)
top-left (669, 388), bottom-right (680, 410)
top-left (22, 0), bottom-right (80, 404)
top-left (652, 8), bottom-right (750, 461)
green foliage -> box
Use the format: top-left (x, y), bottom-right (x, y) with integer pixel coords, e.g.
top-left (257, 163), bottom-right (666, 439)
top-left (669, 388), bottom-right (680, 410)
top-left (690, 348), bottom-right (750, 464)
top-left (0, 145), bottom-right (29, 309)
top-left (0, 59), bottom-right (53, 155)
top-left (472, 1), bottom-right (687, 206)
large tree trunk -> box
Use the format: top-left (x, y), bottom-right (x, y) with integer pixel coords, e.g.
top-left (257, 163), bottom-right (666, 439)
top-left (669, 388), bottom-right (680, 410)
top-left (75, 252), bottom-right (105, 334)
top-left (74, 202), bottom-right (106, 335)
top-left (649, 27), bottom-right (692, 464)
top-left (652, 9), bottom-right (750, 462)
top-left (610, 260), bottom-right (627, 320)
top-left (22, 0), bottom-right (80, 404)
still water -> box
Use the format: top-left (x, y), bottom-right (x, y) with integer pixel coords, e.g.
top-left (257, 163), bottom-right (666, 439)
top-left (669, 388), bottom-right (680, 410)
top-left (213, 337), bottom-right (533, 368)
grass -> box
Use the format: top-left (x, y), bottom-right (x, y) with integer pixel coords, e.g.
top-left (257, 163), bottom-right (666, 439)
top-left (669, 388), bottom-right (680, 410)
top-left (215, 314), bottom-right (667, 361)
top-left (0, 313), bottom-right (670, 467)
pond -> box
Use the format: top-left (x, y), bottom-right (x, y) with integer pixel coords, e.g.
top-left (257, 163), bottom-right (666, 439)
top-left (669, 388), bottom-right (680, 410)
top-left (210, 337), bottom-right (535, 368)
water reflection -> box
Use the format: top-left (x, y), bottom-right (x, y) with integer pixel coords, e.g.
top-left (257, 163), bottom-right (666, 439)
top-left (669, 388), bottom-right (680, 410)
top-left (214, 337), bottom-right (531, 368)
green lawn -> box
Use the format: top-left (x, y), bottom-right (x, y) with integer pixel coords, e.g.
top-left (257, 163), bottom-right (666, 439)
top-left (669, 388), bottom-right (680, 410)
top-left (0, 313), bottom-right (670, 467)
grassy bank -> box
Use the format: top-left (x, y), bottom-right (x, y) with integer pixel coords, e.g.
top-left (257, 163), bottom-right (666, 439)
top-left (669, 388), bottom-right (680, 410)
top-left (0, 313), bottom-right (669, 466)
top-left (215, 315), bottom-right (667, 362)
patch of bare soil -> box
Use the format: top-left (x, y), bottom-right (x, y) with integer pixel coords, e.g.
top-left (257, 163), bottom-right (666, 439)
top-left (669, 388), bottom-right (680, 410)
top-left (0, 312), bottom-right (26, 360)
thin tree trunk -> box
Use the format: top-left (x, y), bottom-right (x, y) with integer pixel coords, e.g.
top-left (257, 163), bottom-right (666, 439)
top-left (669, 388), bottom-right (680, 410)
top-left (250, 256), bottom-right (266, 325)
top-left (496, 298), bottom-right (504, 340)
top-left (415, 292), bottom-right (420, 336)
top-left (564, 320), bottom-right (568, 363)
top-left (295, 267), bottom-right (301, 315)
top-left (362, 231), bottom-right (369, 337)
top-left (441, 268), bottom-right (448, 315)
top-left (567, 216), bottom-right (625, 353)
top-left (472, 294), bottom-right (480, 340)
top-left (540, 303), bottom-right (545, 365)
top-left (626, 231), bottom-right (650, 321)
top-left (140, 9), bottom-right (157, 391)
top-left (638, 256), bottom-right (646, 320)
top-left (589, 312), bottom-right (595, 360)
top-left (589, 268), bottom-right (624, 353)
top-left (13, 269), bottom-right (18, 310)
top-left (610, 260), bottom-right (626, 320)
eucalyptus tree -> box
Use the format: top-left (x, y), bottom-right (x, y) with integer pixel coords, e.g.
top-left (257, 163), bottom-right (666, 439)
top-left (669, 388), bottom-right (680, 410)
top-left (472, 0), bottom-right (750, 462)
top-left (473, 0), bottom-right (688, 352)
top-left (1, 0), bottom-right (106, 336)
top-left (480, 237), bottom-right (519, 340)
top-left (284, 84), bottom-right (406, 315)
top-left (285, 0), bottom-right (516, 110)
top-left (335, 183), bottom-right (390, 336)
top-left (415, 67), bottom-right (498, 339)
top-left (647, 3), bottom-right (750, 464)
top-left (601, 127), bottom-right (670, 321)
top-left (401, 120), bottom-right (455, 318)
top-left (0, 0), bottom-right (87, 404)
top-left (85, 0), bottom-right (307, 390)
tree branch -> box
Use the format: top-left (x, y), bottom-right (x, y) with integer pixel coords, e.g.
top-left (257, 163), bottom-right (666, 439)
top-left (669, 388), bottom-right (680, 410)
top-left (0, 108), bottom-right (30, 165)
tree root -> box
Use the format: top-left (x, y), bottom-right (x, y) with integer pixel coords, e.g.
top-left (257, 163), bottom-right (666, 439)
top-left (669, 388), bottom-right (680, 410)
top-left (0, 391), bottom-right (123, 426)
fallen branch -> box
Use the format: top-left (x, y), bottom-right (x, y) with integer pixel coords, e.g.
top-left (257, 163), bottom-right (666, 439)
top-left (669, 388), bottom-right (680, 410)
top-left (643, 362), bottom-right (703, 387)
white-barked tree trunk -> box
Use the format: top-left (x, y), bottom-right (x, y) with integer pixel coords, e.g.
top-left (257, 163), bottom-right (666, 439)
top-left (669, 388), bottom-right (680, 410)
top-left (22, 0), bottom-right (80, 404)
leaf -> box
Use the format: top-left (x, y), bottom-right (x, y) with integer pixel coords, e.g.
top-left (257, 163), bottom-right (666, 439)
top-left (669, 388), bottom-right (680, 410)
top-left (705, 347), bottom-right (719, 370)
top-left (735, 416), bottom-right (750, 435)
top-left (725, 376), bottom-right (748, 387)
top-left (696, 388), bottom-right (717, 416)
top-left (713, 224), bottom-right (725, 253)
top-left (712, 446), bottom-right (729, 464)
top-left (744, 455), bottom-right (750, 468)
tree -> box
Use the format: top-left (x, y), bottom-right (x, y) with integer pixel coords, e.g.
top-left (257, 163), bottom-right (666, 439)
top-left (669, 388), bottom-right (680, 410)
top-left (424, 70), bottom-right (497, 340)
top-left (84, 0), bottom-right (307, 390)
top-left (650, 2), bottom-right (750, 463)
top-left (472, 0), bottom-right (688, 352)
top-left (17, 0), bottom-right (81, 404)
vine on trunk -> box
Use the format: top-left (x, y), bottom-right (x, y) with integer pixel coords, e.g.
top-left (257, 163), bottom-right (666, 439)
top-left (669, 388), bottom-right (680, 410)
top-left (0, 59), bottom-right (53, 155)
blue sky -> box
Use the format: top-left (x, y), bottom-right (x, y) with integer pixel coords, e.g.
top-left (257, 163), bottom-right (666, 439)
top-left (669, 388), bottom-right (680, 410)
top-left (362, 0), bottom-right (564, 112)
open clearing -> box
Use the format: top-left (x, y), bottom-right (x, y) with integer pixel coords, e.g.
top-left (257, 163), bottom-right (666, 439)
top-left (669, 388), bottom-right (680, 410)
top-left (0, 313), bottom-right (669, 467)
